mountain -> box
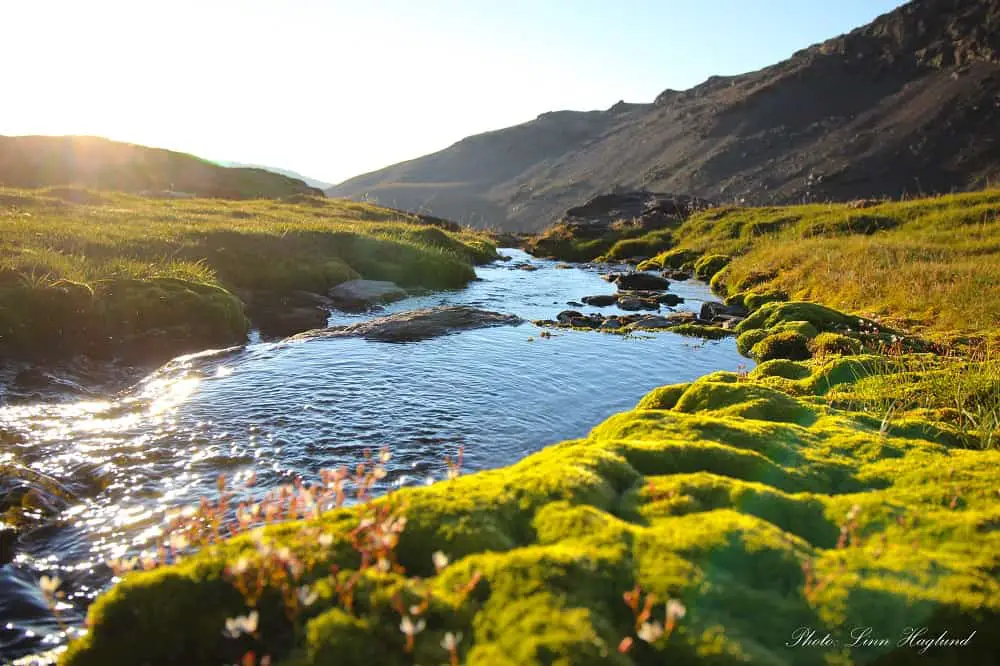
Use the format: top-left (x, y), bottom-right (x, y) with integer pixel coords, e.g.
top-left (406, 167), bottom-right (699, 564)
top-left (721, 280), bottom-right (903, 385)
top-left (327, 0), bottom-right (1000, 231)
top-left (0, 136), bottom-right (324, 199)
top-left (215, 161), bottom-right (333, 190)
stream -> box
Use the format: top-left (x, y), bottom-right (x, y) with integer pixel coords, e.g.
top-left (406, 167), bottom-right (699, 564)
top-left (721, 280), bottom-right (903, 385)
top-left (0, 249), bottom-right (749, 662)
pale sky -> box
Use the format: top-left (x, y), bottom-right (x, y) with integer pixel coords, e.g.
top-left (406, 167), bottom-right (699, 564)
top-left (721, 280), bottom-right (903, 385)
top-left (2, 0), bottom-right (904, 185)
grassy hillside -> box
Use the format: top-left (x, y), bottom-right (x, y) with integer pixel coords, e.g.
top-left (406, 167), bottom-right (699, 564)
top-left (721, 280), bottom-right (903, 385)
top-left (530, 189), bottom-right (1000, 336)
top-left (0, 136), bottom-right (323, 199)
top-left (0, 187), bottom-right (495, 360)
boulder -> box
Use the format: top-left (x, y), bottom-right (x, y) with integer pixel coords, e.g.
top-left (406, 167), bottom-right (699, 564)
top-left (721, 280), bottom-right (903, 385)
top-left (658, 293), bottom-right (684, 306)
top-left (612, 272), bottom-right (670, 291)
top-left (291, 306), bottom-right (522, 343)
top-left (617, 296), bottom-right (660, 311)
top-left (662, 270), bottom-right (691, 281)
top-left (581, 294), bottom-right (619, 307)
top-left (700, 301), bottom-right (748, 321)
top-left (254, 305), bottom-right (329, 339)
top-left (600, 318), bottom-right (623, 330)
top-left (557, 310), bottom-right (584, 324)
top-left (327, 280), bottom-right (408, 312)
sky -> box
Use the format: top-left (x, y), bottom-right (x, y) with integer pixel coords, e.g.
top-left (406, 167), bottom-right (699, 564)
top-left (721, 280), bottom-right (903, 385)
top-left (2, 0), bottom-right (905, 186)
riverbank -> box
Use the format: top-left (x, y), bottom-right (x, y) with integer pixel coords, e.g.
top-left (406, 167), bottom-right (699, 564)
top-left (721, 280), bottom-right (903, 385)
top-left (61, 308), bottom-right (1000, 664)
top-left (0, 188), bottom-right (496, 364)
top-left (526, 189), bottom-right (1000, 339)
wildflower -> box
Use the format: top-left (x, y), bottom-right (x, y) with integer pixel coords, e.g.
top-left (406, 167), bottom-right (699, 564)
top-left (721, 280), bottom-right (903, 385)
top-left (169, 533), bottom-right (190, 551)
top-left (432, 551), bottom-right (449, 573)
top-left (441, 631), bottom-right (462, 651)
top-left (666, 599), bottom-right (686, 621)
top-left (231, 556), bottom-right (251, 575)
top-left (223, 610), bottom-right (259, 638)
top-left (617, 636), bottom-right (635, 653)
top-left (380, 449), bottom-right (392, 464)
top-left (400, 615), bottom-right (426, 637)
top-left (372, 466), bottom-right (388, 480)
top-left (297, 584), bottom-right (318, 607)
top-left (637, 620), bottom-right (664, 643)
top-left (318, 533), bottom-right (334, 547)
top-left (39, 575), bottom-right (61, 597)
top-left (846, 503), bottom-right (862, 522)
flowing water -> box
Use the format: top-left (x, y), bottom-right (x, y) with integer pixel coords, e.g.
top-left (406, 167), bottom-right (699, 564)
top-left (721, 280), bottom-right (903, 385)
top-left (0, 250), bottom-right (749, 661)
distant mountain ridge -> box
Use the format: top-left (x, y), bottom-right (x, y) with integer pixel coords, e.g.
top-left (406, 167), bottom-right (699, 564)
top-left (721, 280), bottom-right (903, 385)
top-left (215, 161), bottom-right (333, 191)
top-left (0, 136), bottom-right (323, 199)
top-left (328, 0), bottom-right (1000, 231)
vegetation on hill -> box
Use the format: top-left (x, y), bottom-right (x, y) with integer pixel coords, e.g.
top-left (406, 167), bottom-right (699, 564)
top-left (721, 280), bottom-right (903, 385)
top-left (0, 187), bottom-right (495, 361)
top-left (0, 136), bottom-right (324, 199)
top-left (530, 189), bottom-right (1000, 336)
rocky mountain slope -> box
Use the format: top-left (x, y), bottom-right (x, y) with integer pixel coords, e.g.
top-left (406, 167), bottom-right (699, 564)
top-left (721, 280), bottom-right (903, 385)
top-left (0, 135), bottom-right (324, 199)
top-left (328, 0), bottom-right (1000, 231)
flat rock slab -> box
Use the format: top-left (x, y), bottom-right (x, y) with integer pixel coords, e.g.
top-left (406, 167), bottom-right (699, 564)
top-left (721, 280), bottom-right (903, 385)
top-left (328, 279), bottom-right (408, 312)
top-left (290, 306), bottom-right (523, 343)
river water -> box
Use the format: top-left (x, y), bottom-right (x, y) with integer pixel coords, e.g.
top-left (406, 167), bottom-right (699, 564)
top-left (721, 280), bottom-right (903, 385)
top-left (0, 250), bottom-right (748, 661)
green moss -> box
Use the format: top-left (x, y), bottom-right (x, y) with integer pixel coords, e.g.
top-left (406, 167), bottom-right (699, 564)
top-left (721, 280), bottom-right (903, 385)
top-left (64, 355), bottom-right (1000, 666)
top-left (736, 301), bottom-right (880, 335)
top-left (750, 359), bottom-right (812, 380)
top-left (736, 328), bottom-right (769, 356)
top-left (604, 229), bottom-right (674, 260)
top-left (772, 320), bottom-right (819, 339)
top-left (749, 331), bottom-right (812, 362)
top-left (744, 289), bottom-right (789, 311)
top-left (665, 323), bottom-right (734, 340)
top-left (636, 383), bottom-right (689, 410)
top-left (694, 254), bottom-right (731, 281)
top-left (810, 332), bottom-right (863, 357)
top-left (655, 248), bottom-right (701, 270)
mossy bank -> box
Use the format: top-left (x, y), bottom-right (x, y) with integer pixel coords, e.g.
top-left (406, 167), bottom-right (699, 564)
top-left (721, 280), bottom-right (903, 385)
top-left (0, 188), bottom-right (496, 362)
top-left (62, 315), bottom-right (999, 665)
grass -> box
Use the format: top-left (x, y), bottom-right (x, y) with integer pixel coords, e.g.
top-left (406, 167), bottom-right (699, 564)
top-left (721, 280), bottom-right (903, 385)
top-left (0, 187), bottom-right (496, 359)
top-left (526, 189), bottom-right (1000, 335)
top-left (61, 339), bottom-right (1000, 665)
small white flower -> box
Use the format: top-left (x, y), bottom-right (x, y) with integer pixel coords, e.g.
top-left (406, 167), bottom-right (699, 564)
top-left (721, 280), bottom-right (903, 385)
top-left (379, 450), bottom-right (392, 464)
top-left (318, 533), bottom-right (334, 547)
top-left (39, 575), bottom-right (61, 596)
top-left (297, 584), bottom-right (318, 607)
top-left (223, 610), bottom-right (259, 638)
top-left (376, 557), bottom-right (391, 573)
top-left (666, 599), bottom-right (686, 620)
top-left (441, 631), bottom-right (463, 651)
top-left (399, 615), bottom-right (426, 636)
top-left (231, 556), bottom-right (251, 575)
top-left (432, 551), bottom-right (449, 572)
top-left (169, 533), bottom-right (189, 551)
top-left (637, 620), bottom-right (664, 643)
top-left (372, 466), bottom-right (388, 480)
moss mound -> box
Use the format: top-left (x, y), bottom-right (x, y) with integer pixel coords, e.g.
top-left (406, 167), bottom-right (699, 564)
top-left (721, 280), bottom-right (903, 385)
top-left (693, 254), bottom-right (731, 281)
top-left (809, 332), bottom-right (864, 357)
top-left (749, 331), bottom-right (811, 362)
top-left (63, 358), bottom-right (1000, 666)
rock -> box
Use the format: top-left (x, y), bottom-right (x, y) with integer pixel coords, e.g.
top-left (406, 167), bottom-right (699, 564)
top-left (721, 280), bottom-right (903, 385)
top-left (557, 310), bottom-right (584, 324)
top-left (516, 263), bottom-right (539, 271)
top-left (617, 296), bottom-right (660, 311)
top-left (327, 280), bottom-right (408, 312)
top-left (700, 301), bottom-right (748, 321)
top-left (658, 294), bottom-right (684, 306)
top-left (289, 290), bottom-right (334, 307)
top-left (581, 294), bottom-right (619, 307)
top-left (663, 270), bottom-right (691, 281)
top-left (254, 305), bottom-right (329, 339)
top-left (0, 526), bottom-right (16, 565)
top-left (554, 263), bottom-right (573, 269)
top-left (712, 315), bottom-right (744, 330)
top-left (629, 315), bottom-right (675, 329)
top-left (569, 316), bottom-right (600, 329)
top-left (290, 306), bottom-right (522, 343)
top-left (600, 318), bottom-right (623, 330)
top-left (612, 272), bottom-right (670, 291)
top-left (566, 301), bottom-right (584, 307)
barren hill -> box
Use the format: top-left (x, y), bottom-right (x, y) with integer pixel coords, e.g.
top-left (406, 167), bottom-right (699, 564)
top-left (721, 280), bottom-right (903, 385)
top-left (328, 0), bottom-right (1000, 231)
